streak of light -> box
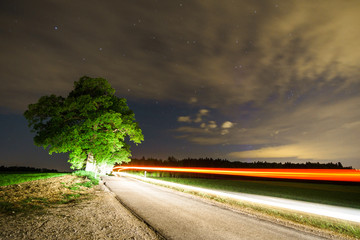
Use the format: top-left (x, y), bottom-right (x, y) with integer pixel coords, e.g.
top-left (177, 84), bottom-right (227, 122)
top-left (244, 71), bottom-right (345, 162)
top-left (114, 172), bottom-right (360, 223)
top-left (113, 166), bottom-right (360, 182)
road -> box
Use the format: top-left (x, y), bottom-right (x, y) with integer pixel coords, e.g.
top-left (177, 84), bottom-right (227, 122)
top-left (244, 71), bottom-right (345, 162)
top-left (103, 176), bottom-right (328, 240)
top-left (120, 174), bottom-right (360, 223)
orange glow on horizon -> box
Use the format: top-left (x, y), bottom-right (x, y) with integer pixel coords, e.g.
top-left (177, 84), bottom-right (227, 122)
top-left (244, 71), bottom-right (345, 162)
top-left (113, 166), bottom-right (360, 182)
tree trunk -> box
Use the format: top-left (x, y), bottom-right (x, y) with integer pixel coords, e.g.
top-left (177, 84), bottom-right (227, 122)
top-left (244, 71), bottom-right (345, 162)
top-left (85, 153), bottom-right (96, 172)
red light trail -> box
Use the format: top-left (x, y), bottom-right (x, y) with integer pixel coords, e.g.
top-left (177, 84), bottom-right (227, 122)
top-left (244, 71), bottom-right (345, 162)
top-left (113, 166), bottom-right (360, 182)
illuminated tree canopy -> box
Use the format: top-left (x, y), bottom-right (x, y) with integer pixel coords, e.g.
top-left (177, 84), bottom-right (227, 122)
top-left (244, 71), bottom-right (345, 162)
top-left (24, 76), bottom-right (143, 170)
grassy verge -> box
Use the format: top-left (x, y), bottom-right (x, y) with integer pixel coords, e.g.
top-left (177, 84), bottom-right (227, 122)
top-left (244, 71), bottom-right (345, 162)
top-left (127, 173), bottom-right (360, 239)
top-left (0, 172), bottom-right (99, 215)
top-left (0, 172), bottom-right (69, 186)
top-left (72, 170), bottom-right (99, 186)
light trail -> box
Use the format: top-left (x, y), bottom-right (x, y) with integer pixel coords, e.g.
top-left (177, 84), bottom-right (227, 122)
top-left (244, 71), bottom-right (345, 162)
top-left (113, 166), bottom-right (360, 182)
top-left (115, 172), bottom-right (360, 223)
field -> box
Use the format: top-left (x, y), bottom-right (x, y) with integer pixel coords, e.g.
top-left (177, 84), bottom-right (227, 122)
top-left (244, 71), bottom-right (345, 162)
top-left (0, 172), bottom-right (69, 186)
top-left (147, 176), bottom-right (360, 209)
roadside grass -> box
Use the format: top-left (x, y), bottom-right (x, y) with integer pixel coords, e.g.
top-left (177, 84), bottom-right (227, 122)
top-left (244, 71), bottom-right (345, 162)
top-left (146, 176), bottom-right (360, 209)
top-left (189, 190), bottom-right (360, 239)
top-left (61, 171), bottom-right (99, 191)
top-left (0, 172), bottom-right (69, 186)
top-left (72, 170), bottom-right (99, 186)
top-left (57, 193), bottom-right (81, 204)
top-left (0, 200), bottom-right (46, 214)
top-left (126, 173), bottom-right (360, 239)
top-left (0, 172), bottom-right (99, 215)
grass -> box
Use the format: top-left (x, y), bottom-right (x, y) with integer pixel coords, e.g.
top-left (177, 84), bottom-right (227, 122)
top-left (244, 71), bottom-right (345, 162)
top-left (0, 171), bottom-right (99, 215)
top-left (72, 170), bottom-right (99, 186)
top-left (0, 170), bottom-right (99, 187)
top-left (147, 176), bottom-right (360, 209)
top-left (0, 200), bottom-right (46, 214)
top-left (62, 171), bottom-right (99, 191)
top-left (0, 172), bottom-right (69, 186)
top-left (57, 193), bottom-right (81, 204)
top-left (128, 173), bottom-right (360, 239)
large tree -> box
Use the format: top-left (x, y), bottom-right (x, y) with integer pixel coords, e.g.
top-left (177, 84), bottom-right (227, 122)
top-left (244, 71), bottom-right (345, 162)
top-left (24, 76), bottom-right (144, 171)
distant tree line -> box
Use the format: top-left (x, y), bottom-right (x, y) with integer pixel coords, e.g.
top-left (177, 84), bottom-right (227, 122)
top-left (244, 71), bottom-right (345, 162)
top-left (0, 166), bottom-right (59, 173)
top-left (124, 157), bottom-right (352, 169)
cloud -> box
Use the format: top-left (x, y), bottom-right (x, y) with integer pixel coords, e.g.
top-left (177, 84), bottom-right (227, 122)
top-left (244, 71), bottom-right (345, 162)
top-left (194, 109), bottom-right (209, 123)
top-left (229, 139), bottom-right (360, 162)
top-left (198, 121), bottom-right (217, 131)
top-left (1, 1), bottom-right (360, 112)
top-left (221, 121), bottom-right (234, 129)
top-left (229, 145), bottom-right (300, 159)
top-left (177, 109), bottom-right (209, 124)
top-left (189, 137), bottom-right (225, 145)
top-left (177, 92), bottom-right (360, 166)
top-left (207, 121), bottom-right (217, 129)
top-left (221, 129), bottom-right (229, 135)
top-left (199, 109), bottom-right (209, 115)
top-left (177, 116), bottom-right (192, 123)
top-left (227, 96), bottom-right (360, 165)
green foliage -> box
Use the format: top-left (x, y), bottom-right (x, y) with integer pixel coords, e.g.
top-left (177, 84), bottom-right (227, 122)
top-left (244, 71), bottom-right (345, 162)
top-left (76, 181), bottom-right (93, 188)
top-left (0, 173), bottom-right (69, 186)
top-left (72, 170), bottom-right (99, 185)
top-left (64, 184), bottom-right (81, 191)
top-left (24, 76), bottom-right (144, 170)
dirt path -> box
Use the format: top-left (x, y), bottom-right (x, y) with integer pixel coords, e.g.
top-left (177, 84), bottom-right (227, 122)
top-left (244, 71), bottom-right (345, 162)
top-left (0, 175), bottom-right (159, 240)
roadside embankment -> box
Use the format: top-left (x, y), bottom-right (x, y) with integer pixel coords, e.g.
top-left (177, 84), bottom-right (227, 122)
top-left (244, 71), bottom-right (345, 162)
top-left (0, 174), bottom-right (158, 240)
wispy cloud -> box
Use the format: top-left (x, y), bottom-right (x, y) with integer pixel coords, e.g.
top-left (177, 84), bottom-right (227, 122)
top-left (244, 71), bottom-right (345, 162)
top-left (227, 96), bottom-right (360, 164)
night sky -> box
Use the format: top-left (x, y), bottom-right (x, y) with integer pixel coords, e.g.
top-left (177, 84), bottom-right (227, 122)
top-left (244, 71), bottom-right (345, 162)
top-left (1, 0), bottom-right (360, 171)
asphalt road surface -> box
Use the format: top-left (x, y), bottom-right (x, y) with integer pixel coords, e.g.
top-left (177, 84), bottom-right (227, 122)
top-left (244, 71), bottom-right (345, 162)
top-left (103, 176), bottom-right (329, 240)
